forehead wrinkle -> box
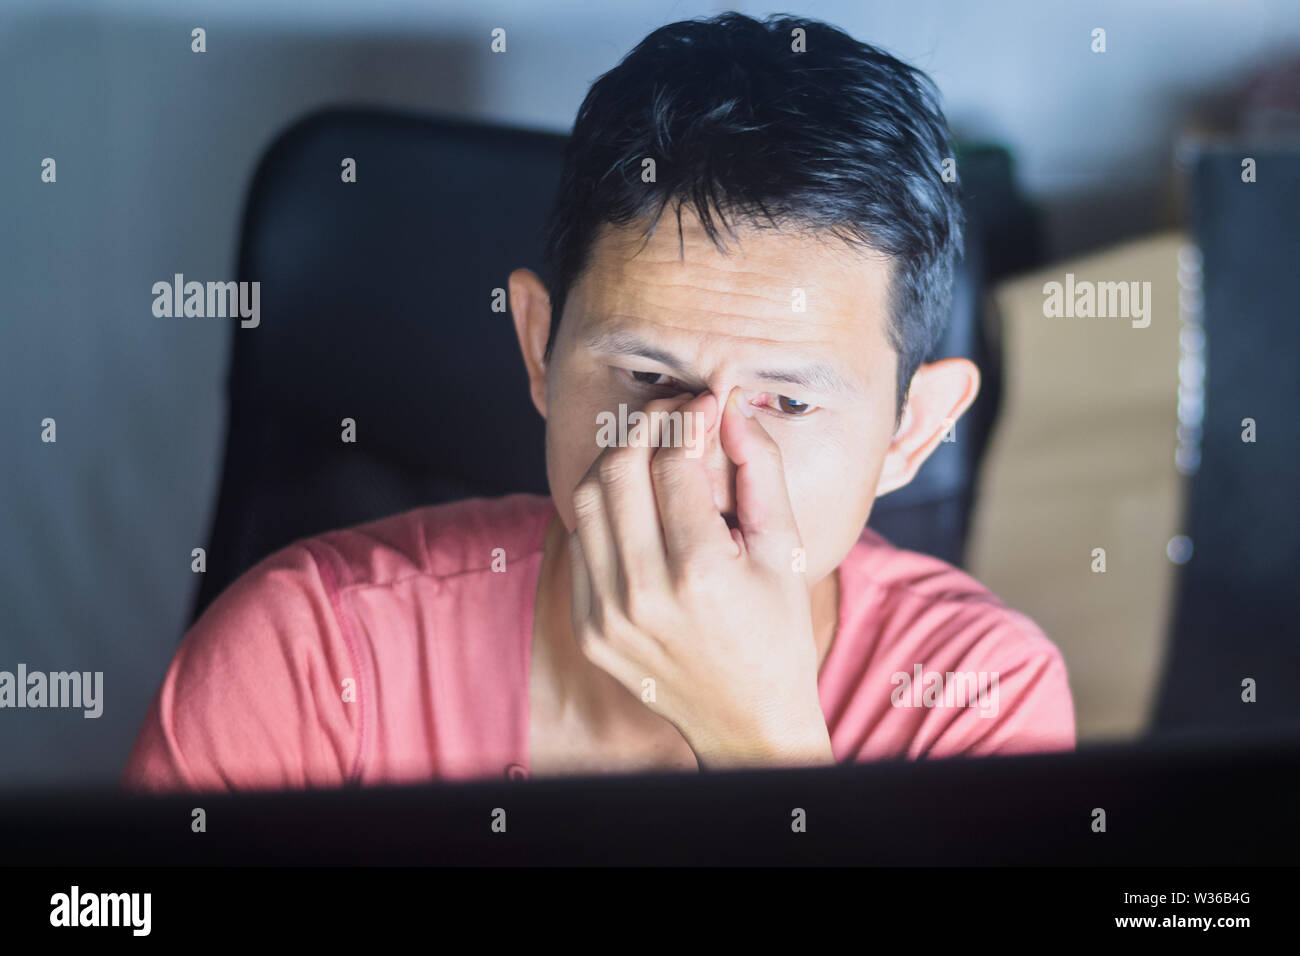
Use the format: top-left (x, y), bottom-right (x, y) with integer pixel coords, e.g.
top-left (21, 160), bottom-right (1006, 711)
top-left (609, 271), bottom-right (799, 315)
top-left (582, 316), bottom-right (839, 351)
top-left (594, 255), bottom-right (879, 332)
top-left (586, 310), bottom-right (854, 347)
top-left (603, 243), bottom-right (845, 294)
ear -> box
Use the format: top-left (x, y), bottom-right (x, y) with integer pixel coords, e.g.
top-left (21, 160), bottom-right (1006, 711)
top-left (875, 357), bottom-right (981, 497)
top-left (507, 268), bottom-right (553, 419)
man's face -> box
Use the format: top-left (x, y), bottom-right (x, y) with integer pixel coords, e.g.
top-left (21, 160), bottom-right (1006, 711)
top-left (539, 207), bottom-right (900, 585)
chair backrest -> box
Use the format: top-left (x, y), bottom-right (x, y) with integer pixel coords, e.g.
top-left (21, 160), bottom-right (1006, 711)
top-left (191, 107), bottom-right (1007, 623)
top-left (1151, 143), bottom-right (1300, 735)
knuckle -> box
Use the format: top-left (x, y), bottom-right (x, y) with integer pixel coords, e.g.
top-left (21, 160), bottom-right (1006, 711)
top-left (650, 446), bottom-right (687, 482)
top-left (572, 479), bottom-right (602, 518)
top-left (597, 448), bottom-right (636, 485)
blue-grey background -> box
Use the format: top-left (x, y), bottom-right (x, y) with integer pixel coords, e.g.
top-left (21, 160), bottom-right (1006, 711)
top-left (2, 0), bottom-right (1297, 790)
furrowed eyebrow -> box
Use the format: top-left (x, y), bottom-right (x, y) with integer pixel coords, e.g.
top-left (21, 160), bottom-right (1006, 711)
top-left (752, 364), bottom-right (856, 396)
top-left (583, 327), bottom-right (856, 396)
top-left (582, 330), bottom-right (690, 374)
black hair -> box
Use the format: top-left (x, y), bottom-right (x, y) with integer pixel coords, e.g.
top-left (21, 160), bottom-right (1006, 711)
top-left (540, 11), bottom-right (964, 421)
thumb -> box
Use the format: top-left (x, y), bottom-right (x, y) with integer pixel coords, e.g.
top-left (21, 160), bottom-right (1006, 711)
top-left (719, 387), bottom-right (802, 570)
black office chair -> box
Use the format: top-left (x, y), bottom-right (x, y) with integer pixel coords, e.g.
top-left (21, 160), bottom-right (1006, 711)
top-left (191, 107), bottom-right (1032, 624)
top-left (1151, 143), bottom-right (1300, 735)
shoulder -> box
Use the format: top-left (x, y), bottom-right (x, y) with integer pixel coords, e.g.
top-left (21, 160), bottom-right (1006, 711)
top-left (831, 526), bottom-right (1074, 757)
top-left (839, 525), bottom-right (1064, 665)
top-left (300, 493), bottom-right (555, 591)
top-left (120, 537), bottom-right (359, 791)
top-left (120, 494), bottom-right (554, 792)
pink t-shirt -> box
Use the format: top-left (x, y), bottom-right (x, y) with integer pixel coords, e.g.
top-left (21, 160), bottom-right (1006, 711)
top-left (120, 493), bottom-right (1075, 792)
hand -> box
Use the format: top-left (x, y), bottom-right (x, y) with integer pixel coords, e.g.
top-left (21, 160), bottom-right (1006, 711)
top-left (568, 386), bottom-right (834, 769)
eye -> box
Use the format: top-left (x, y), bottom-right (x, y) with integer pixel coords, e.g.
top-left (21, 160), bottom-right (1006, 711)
top-left (776, 395), bottom-right (813, 415)
top-left (755, 393), bottom-right (818, 417)
top-left (625, 369), bottom-right (682, 390)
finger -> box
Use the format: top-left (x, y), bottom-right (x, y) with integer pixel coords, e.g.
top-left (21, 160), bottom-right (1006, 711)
top-left (570, 528), bottom-right (664, 695)
top-left (594, 393), bottom-right (693, 589)
top-left (571, 458), bottom-right (618, 599)
top-left (718, 386), bottom-right (802, 569)
top-left (650, 390), bottom-right (735, 568)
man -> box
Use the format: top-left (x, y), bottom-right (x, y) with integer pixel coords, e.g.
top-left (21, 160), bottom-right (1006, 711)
top-left (122, 12), bottom-right (1073, 792)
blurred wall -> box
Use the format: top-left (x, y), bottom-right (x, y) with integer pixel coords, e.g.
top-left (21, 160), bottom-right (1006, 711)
top-left (1, 0), bottom-right (1297, 789)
